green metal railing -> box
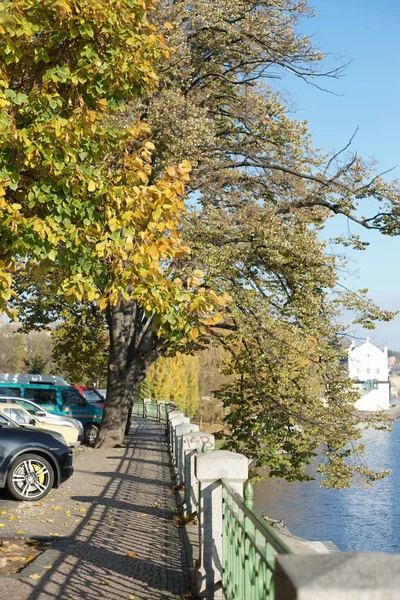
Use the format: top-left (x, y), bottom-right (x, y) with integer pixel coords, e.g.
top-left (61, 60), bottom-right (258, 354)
top-left (131, 399), bottom-right (168, 422)
top-left (222, 479), bottom-right (292, 600)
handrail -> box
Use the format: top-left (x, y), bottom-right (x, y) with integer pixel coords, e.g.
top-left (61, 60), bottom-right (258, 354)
top-left (221, 478), bottom-right (292, 600)
top-left (131, 399), bottom-right (168, 422)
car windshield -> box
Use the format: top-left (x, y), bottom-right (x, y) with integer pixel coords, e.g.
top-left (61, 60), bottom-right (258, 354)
top-left (2, 407), bottom-right (32, 425)
top-left (0, 413), bottom-right (18, 427)
top-left (83, 389), bottom-right (103, 403)
top-left (15, 399), bottom-right (42, 416)
top-left (0, 387), bottom-right (20, 397)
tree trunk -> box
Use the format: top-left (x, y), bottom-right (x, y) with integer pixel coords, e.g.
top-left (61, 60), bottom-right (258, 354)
top-left (95, 299), bottom-right (159, 448)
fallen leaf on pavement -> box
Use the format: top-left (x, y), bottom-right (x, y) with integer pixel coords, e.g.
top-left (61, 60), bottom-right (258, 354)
top-left (127, 552), bottom-right (137, 558)
top-left (28, 574), bottom-right (41, 580)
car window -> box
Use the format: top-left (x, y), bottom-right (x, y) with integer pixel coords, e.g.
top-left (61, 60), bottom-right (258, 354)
top-left (61, 389), bottom-right (86, 406)
top-left (83, 389), bottom-right (103, 403)
top-left (2, 407), bottom-right (32, 425)
top-left (0, 387), bottom-right (20, 397)
top-left (24, 388), bottom-right (57, 405)
top-left (16, 400), bottom-right (37, 415)
top-left (0, 413), bottom-right (12, 426)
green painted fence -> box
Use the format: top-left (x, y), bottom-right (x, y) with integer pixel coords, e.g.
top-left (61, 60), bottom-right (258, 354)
top-left (222, 479), bottom-right (292, 600)
top-left (131, 399), bottom-right (168, 422)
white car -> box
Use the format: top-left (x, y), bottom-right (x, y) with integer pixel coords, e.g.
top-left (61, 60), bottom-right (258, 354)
top-left (0, 396), bottom-right (84, 443)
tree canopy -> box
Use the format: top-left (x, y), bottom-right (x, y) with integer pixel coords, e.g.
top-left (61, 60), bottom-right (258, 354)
top-left (3, 0), bottom-right (400, 483)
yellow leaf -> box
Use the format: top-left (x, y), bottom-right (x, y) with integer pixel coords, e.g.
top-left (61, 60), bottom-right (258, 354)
top-left (189, 328), bottom-right (199, 340)
top-left (80, 508), bottom-right (87, 513)
top-left (166, 166), bottom-right (176, 178)
top-left (98, 98), bottom-right (108, 110)
top-left (164, 21), bottom-right (174, 29)
top-left (193, 270), bottom-right (204, 279)
top-left (148, 246), bottom-right (158, 259)
top-left (127, 552), bottom-right (137, 558)
top-left (0, 524), bottom-right (4, 527)
top-left (28, 574), bottom-right (41, 580)
top-left (87, 180), bottom-right (96, 192)
top-left (16, 529), bottom-right (25, 534)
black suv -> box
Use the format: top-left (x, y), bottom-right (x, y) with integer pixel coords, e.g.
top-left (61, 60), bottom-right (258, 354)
top-left (0, 413), bottom-right (73, 501)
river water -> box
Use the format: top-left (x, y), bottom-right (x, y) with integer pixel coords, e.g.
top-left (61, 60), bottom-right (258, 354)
top-left (253, 419), bottom-right (400, 552)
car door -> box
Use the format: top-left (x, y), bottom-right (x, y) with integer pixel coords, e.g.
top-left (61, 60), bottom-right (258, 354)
top-left (60, 388), bottom-right (91, 424)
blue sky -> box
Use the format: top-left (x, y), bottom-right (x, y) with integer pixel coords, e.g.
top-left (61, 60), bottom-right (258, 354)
top-left (279, 0), bottom-right (400, 348)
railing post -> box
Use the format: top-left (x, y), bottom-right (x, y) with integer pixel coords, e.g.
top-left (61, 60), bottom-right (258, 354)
top-left (175, 423), bottom-right (199, 485)
top-left (275, 553), bottom-right (400, 600)
top-left (195, 450), bottom-right (248, 598)
top-left (182, 432), bottom-right (215, 516)
top-left (170, 414), bottom-right (190, 465)
top-left (167, 409), bottom-right (184, 449)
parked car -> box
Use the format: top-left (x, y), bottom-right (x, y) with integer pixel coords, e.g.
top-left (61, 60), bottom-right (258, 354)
top-left (0, 412), bottom-right (73, 501)
top-left (0, 373), bottom-right (68, 385)
top-left (72, 386), bottom-right (105, 406)
top-left (0, 396), bottom-right (84, 441)
top-left (0, 403), bottom-right (79, 446)
top-left (0, 382), bottom-right (103, 444)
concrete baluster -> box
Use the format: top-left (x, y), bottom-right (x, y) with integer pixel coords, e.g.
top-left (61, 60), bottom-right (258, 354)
top-left (182, 432), bottom-right (215, 516)
top-left (167, 410), bottom-right (184, 450)
top-left (170, 415), bottom-right (190, 465)
top-left (175, 423), bottom-right (200, 485)
top-left (195, 450), bottom-right (248, 598)
top-left (275, 553), bottom-right (400, 600)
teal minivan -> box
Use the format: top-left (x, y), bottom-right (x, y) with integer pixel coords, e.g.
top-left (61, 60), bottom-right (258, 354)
top-left (0, 383), bottom-right (102, 444)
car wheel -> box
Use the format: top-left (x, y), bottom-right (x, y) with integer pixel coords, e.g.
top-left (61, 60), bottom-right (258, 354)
top-left (7, 454), bottom-right (54, 501)
top-left (84, 423), bottom-right (99, 444)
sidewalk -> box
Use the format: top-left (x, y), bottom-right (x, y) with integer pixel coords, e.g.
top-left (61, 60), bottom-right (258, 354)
top-left (0, 418), bottom-right (193, 600)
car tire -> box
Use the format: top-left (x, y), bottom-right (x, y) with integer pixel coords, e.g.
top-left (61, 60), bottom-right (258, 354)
top-left (84, 423), bottom-right (99, 444)
top-left (7, 453), bottom-right (54, 501)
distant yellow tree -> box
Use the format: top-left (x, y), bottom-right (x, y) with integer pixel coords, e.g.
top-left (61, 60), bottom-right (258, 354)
top-left (142, 353), bottom-right (199, 417)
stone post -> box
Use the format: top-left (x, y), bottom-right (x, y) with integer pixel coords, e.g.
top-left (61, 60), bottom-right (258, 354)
top-left (175, 423), bottom-right (200, 485)
top-left (182, 432), bottom-right (215, 516)
top-left (275, 553), bottom-right (400, 600)
top-left (195, 450), bottom-right (248, 598)
top-left (169, 415), bottom-right (190, 464)
top-left (167, 410), bottom-right (184, 450)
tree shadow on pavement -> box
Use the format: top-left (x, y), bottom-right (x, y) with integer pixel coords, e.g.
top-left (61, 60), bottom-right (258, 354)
top-left (20, 419), bottom-right (193, 600)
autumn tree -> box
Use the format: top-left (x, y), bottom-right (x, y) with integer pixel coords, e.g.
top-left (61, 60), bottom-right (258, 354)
top-left (51, 305), bottom-right (108, 386)
top-left (140, 352), bottom-right (199, 417)
top-left (135, 0), bottom-right (399, 487)
top-left (6, 0), bottom-right (400, 483)
top-left (0, 0), bottom-right (226, 447)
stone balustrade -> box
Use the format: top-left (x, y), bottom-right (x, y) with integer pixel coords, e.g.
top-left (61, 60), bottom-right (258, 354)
top-left (164, 404), bottom-right (399, 600)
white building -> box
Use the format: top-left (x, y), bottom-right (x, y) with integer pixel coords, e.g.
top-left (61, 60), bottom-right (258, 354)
top-left (348, 338), bottom-right (390, 411)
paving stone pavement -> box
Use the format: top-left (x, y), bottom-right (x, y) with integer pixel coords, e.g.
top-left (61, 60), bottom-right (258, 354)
top-left (0, 418), bottom-right (193, 600)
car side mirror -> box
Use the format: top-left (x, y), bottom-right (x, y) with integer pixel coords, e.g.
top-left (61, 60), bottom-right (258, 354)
top-left (29, 419), bottom-right (36, 425)
top-left (36, 411), bottom-right (46, 417)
